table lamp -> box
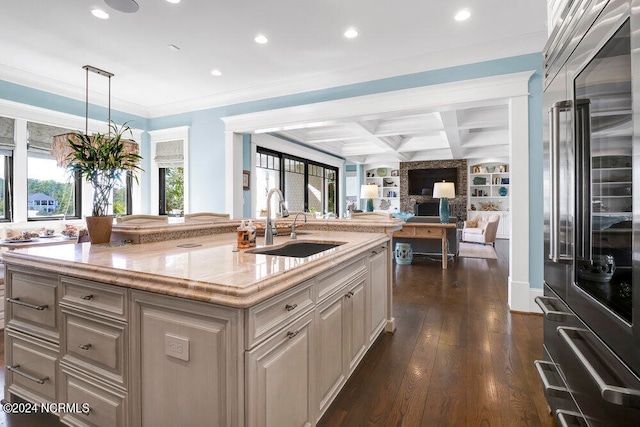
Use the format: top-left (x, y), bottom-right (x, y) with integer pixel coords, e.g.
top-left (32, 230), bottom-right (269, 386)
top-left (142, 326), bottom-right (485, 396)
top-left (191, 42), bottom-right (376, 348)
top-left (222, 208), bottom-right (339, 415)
top-left (432, 181), bottom-right (455, 223)
top-left (360, 184), bottom-right (378, 212)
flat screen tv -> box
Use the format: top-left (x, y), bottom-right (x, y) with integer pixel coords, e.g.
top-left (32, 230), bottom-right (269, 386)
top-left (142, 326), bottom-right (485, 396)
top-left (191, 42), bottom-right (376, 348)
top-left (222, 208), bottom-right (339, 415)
top-left (408, 168), bottom-right (458, 196)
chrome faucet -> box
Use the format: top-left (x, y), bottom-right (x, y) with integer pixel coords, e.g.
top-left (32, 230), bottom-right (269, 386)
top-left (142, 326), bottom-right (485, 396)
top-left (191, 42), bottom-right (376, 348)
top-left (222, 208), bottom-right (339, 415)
top-left (290, 212), bottom-right (307, 239)
top-left (265, 188), bottom-right (289, 245)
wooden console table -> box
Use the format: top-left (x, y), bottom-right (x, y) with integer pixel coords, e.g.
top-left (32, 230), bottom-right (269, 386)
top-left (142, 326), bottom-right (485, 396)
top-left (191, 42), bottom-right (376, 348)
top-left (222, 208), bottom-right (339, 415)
top-left (393, 222), bottom-right (457, 269)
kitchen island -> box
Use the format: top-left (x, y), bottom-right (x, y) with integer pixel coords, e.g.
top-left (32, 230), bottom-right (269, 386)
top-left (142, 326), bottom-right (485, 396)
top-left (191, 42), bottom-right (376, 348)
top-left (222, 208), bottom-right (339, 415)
top-left (2, 225), bottom-right (397, 426)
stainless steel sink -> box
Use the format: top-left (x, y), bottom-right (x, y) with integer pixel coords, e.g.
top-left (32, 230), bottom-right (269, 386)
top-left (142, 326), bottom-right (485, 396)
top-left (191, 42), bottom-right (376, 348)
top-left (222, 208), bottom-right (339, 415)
top-left (249, 242), bottom-right (342, 258)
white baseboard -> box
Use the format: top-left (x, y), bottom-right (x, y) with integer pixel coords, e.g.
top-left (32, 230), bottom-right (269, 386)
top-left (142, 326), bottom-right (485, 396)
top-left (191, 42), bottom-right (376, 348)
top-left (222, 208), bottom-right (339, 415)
top-left (529, 287), bottom-right (543, 314)
top-left (508, 276), bottom-right (544, 313)
top-left (508, 277), bottom-right (531, 312)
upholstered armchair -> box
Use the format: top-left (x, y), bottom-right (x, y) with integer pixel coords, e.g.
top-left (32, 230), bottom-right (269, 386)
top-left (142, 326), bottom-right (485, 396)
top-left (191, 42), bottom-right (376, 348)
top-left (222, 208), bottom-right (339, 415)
top-left (462, 213), bottom-right (500, 246)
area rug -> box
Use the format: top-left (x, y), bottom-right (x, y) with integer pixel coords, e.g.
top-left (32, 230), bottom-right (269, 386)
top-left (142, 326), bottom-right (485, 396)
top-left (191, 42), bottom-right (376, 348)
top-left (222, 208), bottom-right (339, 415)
top-left (458, 242), bottom-right (498, 259)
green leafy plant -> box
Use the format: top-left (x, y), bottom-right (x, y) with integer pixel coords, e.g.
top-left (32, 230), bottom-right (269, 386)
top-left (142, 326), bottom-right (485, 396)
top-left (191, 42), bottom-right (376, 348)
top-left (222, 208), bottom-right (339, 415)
top-left (65, 122), bottom-right (143, 216)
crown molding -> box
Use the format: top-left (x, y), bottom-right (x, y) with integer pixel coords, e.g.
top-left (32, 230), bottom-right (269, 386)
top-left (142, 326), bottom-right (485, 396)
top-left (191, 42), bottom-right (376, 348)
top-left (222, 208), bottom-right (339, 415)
top-left (0, 31), bottom-right (545, 119)
top-left (147, 32), bottom-right (546, 117)
top-left (0, 64), bottom-right (151, 118)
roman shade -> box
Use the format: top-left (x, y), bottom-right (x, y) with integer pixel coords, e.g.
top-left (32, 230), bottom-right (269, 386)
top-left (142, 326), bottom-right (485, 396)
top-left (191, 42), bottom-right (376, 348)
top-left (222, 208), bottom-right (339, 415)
top-left (154, 139), bottom-right (183, 168)
top-left (0, 117), bottom-right (15, 156)
top-left (27, 122), bottom-right (77, 159)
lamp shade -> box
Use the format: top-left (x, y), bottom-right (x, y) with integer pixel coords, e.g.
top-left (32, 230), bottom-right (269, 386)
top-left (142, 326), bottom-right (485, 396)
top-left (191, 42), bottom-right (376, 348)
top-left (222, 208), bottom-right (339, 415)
top-left (360, 184), bottom-right (378, 199)
top-left (433, 181), bottom-right (455, 199)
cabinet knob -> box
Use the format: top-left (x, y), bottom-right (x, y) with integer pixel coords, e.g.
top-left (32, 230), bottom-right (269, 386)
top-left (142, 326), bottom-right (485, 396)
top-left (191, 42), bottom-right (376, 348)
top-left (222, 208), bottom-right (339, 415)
top-left (80, 294), bottom-right (94, 300)
top-left (285, 303), bottom-right (297, 312)
top-left (345, 291), bottom-right (354, 298)
top-left (78, 343), bottom-right (92, 351)
top-left (287, 330), bottom-right (299, 339)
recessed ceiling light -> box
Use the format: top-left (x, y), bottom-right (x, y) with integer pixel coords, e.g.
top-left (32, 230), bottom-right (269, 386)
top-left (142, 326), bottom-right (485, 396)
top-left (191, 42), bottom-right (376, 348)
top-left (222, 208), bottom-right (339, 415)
top-left (254, 34), bottom-right (269, 44)
top-left (455, 9), bottom-right (471, 21)
top-left (104, 0), bottom-right (139, 13)
top-left (166, 0), bottom-right (181, 3)
top-left (167, 44), bottom-right (180, 51)
top-left (211, 69), bottom-right (222, 77)
top-left (344, 28), bottom-right (358, 39)
top-left (91, 8), bottom-right (110, 19)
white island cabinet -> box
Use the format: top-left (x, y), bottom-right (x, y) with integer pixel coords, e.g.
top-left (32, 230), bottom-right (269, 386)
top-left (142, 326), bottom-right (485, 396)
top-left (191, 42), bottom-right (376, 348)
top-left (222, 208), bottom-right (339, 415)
top-left (3, 230), bottom-right (391, 427)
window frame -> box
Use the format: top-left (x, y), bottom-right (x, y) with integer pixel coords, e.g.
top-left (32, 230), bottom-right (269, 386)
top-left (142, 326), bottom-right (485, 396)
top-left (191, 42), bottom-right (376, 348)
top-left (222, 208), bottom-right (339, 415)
top-left (256, 146), bottom-right (339, 216)
top-left (0, 154), bottom-right (14, 222)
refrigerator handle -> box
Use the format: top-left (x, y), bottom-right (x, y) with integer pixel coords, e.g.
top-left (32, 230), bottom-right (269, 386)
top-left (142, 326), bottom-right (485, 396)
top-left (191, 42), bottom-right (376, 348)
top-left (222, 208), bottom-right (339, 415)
top-left (575, 99), bottom-right (592, 262)
top-left (549, 100), bottom-right (572, 263)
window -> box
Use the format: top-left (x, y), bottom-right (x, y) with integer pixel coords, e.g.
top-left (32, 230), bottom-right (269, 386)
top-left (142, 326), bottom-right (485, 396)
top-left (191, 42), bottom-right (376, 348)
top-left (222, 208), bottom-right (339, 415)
top-left (113, 173), bottom-right (133, 215)
top-left (0, 117), bottom-right (14, 221)
top-left (26, 122), bottom-right (81, 220)
top-left (255, 150), bottom-right (281, 217)
top-left (156, 139), bottom-right (184, 216)
top-left (256, 147), bottom-right (339, 217)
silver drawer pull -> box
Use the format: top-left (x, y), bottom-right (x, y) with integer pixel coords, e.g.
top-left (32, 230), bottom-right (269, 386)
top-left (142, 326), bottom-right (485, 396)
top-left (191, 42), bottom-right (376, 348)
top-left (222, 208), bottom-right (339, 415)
top-left (287, 330), bottom-right (299, 339)
top-left (6, 297), bottom-right (48, 311)
top-left (285, 303), bottom-right (297, 312)
top-left (80, 294), bottom-right (94, 300)
top-left (555, 410), bottom-right (586, 427)
top-left (534, 296), bottom-right (573, 322)
top-left (558, 327), bottom-right (640, 408)
top-left (78, 344), bottom-right (92, 351)
top-left (6, 365), bottom-right (49, 384)
top-left (345, 291), bottom-right (354, 298)
top-left (534, 360), bottom-right (569, 398)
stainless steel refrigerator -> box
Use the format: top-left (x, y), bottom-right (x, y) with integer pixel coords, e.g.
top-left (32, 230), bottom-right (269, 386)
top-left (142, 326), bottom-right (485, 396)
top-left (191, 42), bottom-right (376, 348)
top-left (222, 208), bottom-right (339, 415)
top-left (538, 0), bottom-right (640, 425)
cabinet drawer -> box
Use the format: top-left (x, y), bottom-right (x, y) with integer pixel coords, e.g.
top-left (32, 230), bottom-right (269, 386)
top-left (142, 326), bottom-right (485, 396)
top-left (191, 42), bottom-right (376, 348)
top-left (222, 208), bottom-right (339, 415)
top-left (317, 256), bottom-right (367, 302)
top-left (393, 228), bottom-right (415, 238)
top-left (6, 268), bottom-right (58, 340)
top-left (414, 227), bottom-right (444, 238)
top-left (61, 276), bottom-right (127, 320)
top-left (5, 329), bottom-right (58, 403)
top-left (60, 367), bottom-right (127, 427)
top-left (247, 280), bottom-right (314, 348)
top-left (62, 308), bottom-right (127, 385)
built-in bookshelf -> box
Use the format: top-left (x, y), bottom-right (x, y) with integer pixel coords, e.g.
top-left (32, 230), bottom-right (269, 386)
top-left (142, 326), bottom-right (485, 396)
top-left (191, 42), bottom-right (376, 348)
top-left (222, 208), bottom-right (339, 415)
top-left (364, 165), bottom-right (400, 212)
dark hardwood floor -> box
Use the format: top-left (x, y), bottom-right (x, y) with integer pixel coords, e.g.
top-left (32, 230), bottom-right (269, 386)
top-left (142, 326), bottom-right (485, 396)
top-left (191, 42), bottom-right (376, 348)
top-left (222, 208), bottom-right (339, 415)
top-left (318, 240), bottom-right (556, 427)
top-left (0, 239), bottom-right (554, 426)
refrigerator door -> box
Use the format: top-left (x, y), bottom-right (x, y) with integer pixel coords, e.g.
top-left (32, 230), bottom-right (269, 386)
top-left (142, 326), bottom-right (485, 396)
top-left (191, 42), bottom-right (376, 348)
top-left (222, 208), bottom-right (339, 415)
top-left (566, 0), bottom-right (640, 376)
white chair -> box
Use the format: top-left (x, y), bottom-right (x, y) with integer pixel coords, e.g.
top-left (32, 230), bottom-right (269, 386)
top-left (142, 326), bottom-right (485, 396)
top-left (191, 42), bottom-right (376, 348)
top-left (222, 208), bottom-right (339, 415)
top-left (462, 213), bottom-right (500, 246)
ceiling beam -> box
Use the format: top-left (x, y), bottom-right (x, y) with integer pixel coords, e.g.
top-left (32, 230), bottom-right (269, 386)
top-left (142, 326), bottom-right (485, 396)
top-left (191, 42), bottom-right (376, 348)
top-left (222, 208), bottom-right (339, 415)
top-left (438, 111), bottom-right (465, 159)
top-left (346, 121), bottom-right (412, 162)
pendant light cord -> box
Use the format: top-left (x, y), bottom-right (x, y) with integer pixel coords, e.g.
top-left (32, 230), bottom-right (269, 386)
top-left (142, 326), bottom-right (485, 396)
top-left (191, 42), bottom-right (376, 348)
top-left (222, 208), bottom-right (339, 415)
top-left (82, 65), bottom-right (114, 136)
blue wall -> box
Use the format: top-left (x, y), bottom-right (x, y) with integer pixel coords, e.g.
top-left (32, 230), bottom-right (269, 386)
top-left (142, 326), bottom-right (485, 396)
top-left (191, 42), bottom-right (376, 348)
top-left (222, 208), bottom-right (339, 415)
top-left (0, 52), bottom-right (544, 289)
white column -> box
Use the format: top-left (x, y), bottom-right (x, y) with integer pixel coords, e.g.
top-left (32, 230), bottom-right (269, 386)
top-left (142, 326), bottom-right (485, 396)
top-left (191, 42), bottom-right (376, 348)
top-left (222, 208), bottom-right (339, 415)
top-left (508, 95), bottom-right (531, 312)
top-left (225, 131), bottom-right (244, 218)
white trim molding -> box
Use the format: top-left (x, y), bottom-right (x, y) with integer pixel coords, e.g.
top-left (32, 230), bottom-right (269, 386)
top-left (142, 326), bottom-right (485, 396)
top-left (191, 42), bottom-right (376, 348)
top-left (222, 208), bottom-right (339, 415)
top-left (148, 126), bottom-right (190, 215)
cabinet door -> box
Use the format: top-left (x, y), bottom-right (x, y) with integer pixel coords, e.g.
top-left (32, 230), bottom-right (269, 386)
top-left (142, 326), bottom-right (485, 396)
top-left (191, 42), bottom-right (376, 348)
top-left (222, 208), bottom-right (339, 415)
top-left (346, 278), bottom-right (367, 373)
top-left (317, 294), bottom-right (346, 416)
top-left (368, 248), bottom-right (387, 342)
top-left (497, 212), bottom-right (511, 239)
top-left (130, 291), bottom-right (242, 427)
top-left (246, 311), bottom-right (315, 427)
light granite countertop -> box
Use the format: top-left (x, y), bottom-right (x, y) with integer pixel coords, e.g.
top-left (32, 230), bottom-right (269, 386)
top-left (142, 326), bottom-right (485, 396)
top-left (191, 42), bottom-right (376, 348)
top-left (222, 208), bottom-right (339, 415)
top-left (2, 230), bottom-right (391, 308)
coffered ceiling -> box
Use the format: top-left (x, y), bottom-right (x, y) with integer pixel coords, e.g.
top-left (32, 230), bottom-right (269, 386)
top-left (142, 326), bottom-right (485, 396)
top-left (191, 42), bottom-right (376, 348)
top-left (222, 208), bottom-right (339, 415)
top-left (275, 104), bottom-right (509, 164)
top-left (0, 1), bottom-right (545, 163)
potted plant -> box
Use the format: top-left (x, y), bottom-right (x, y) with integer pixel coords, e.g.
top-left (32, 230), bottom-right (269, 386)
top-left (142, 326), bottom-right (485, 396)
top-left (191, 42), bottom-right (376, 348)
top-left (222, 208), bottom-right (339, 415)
top-left (64, 122), bottom-right (142, 243)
